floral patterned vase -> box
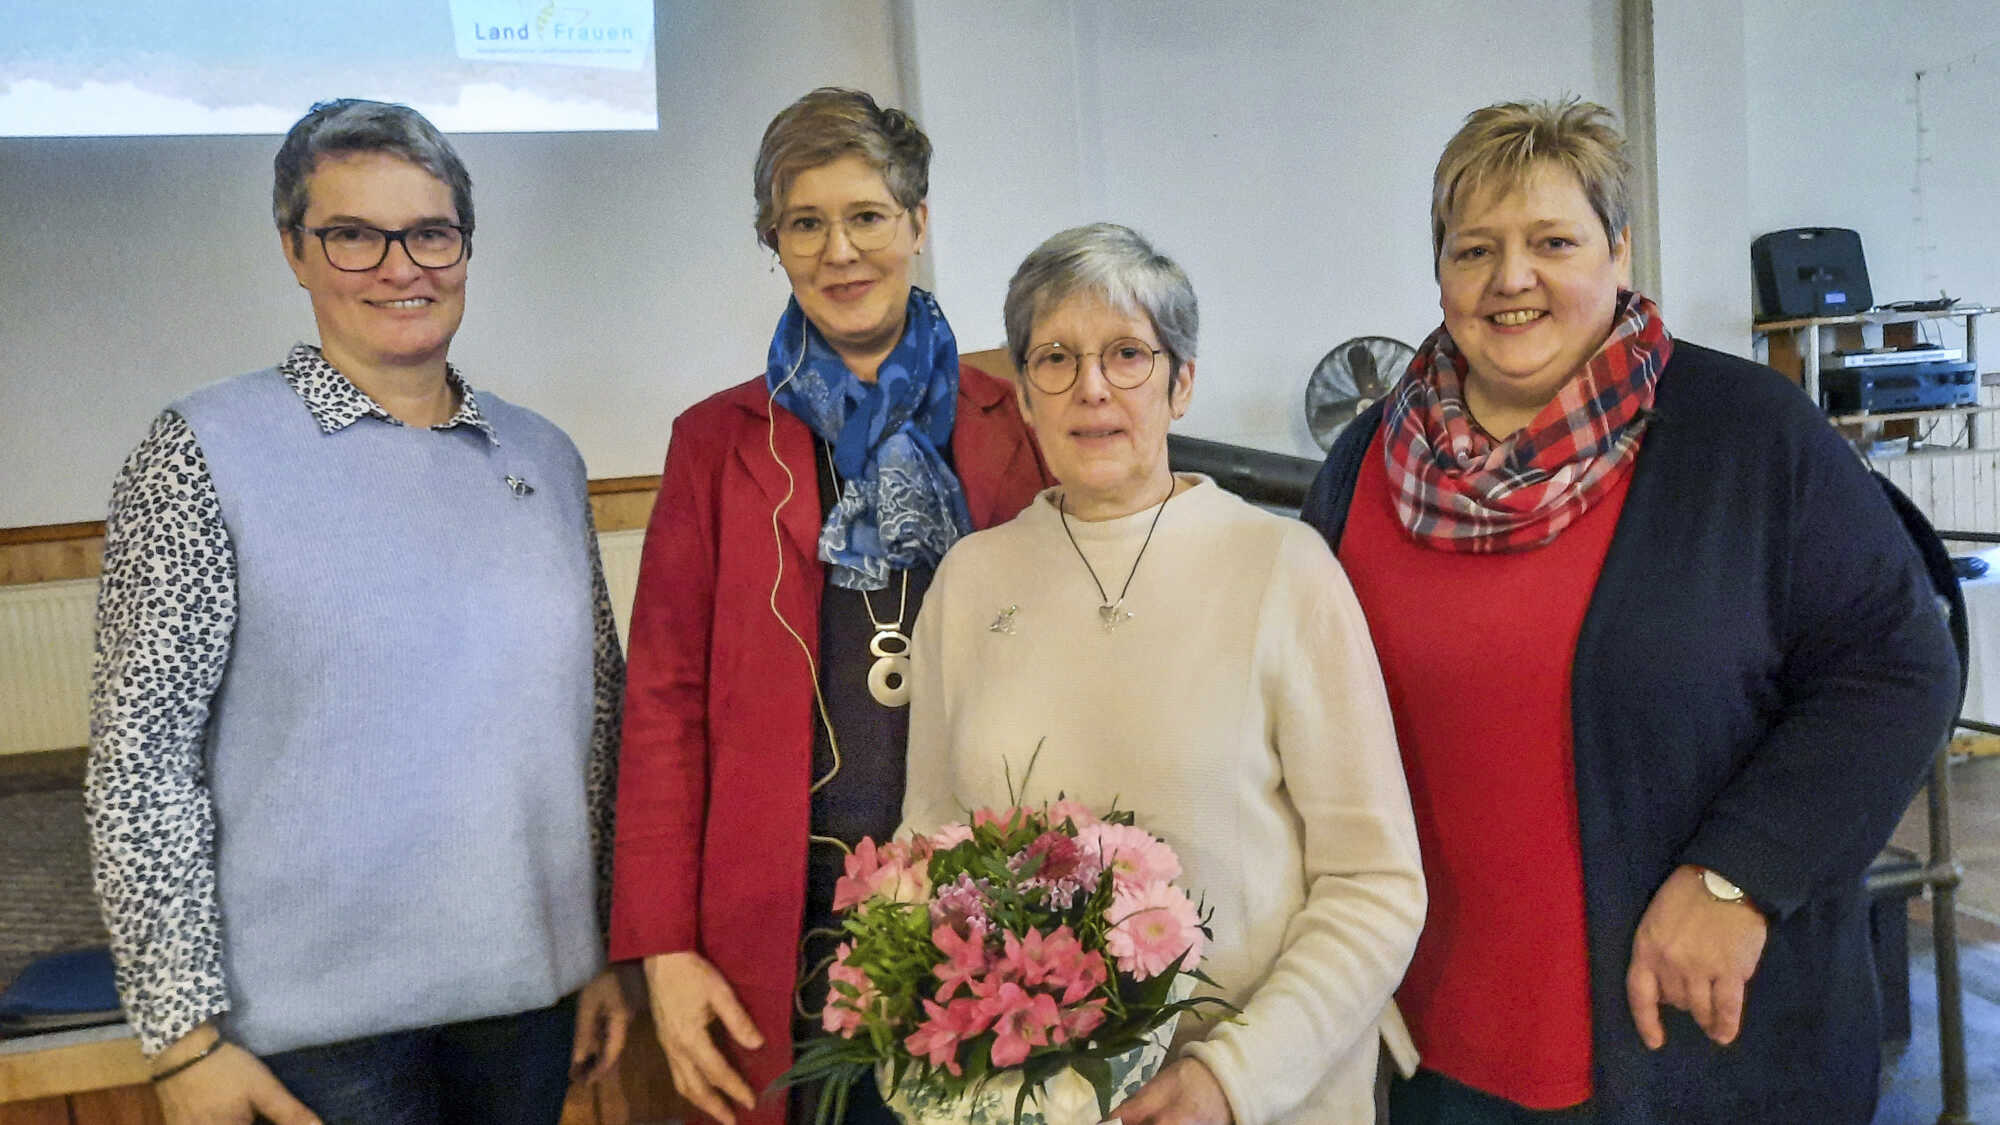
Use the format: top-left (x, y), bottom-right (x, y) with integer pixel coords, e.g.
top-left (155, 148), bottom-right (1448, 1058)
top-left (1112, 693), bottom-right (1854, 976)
top-left (878, 1016), bottom-right (1178, 1125)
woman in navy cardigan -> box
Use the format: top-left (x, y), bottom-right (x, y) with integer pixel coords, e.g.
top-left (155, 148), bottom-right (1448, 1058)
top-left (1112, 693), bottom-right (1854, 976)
top-left (1301, 97), bottom-right (1958, 1124)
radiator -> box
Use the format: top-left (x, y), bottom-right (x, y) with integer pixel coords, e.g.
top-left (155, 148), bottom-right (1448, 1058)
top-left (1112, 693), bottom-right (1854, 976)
top-left (0, 578), bottom-right (95, 755)
top-left (1869, 386), bottom-right (2000, 536)
top-left (598, 528), bottom-right (645, 650)
top-left (0, 530), bottom-right (652, 758)
top-left (1876, 450), bottom-right (2000, 537)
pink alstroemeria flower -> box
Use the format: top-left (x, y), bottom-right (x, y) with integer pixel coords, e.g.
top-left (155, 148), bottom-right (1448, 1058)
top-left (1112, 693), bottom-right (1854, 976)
top-left (1105, 883), bottom-right (1205, 980)
top-left (903, 999), bottom-right (966, 1075)
top-left (981, 981), bottom-right (1060, 1067)
top-left (904, 993), bottom-right (998, 1076)
top-left (832, 837), bottom-right (932, 911)
top-left (821, 943), bottom-right (879, 1037)
top-left (931, 922), bottom-right (990, 1002)
top-left (929, 822), bottom-right (975, 850)
top-left (1057, 996), bottom-right (1107, 1044)
top-left (996, 925), bottom-right (1105, 1005)
top-left (973, 805), bottom-right (1035, 834)
top-left (1042, 928), bottom-right (1110, 1005)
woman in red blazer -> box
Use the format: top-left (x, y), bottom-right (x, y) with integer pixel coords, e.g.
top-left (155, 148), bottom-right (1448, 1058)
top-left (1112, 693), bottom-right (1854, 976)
top-left (608, 88), bottom-right (1049, 1125)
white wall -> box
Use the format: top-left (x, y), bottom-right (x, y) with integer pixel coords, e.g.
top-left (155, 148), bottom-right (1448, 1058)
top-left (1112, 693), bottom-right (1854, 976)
top-left (1745, 0), bottom-right (2000, 352)
top-left (0, 1), bottom-right (901, 528)
top-left (907, 0), bottom-right (1622, 458)
top-left (16, 3), bottom-right (1964, 528)
top-left (1650, 0), bottom-right (1752, 355)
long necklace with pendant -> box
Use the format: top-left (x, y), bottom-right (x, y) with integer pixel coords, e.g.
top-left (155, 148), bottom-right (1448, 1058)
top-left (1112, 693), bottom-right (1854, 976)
top-left (861, 571), bottom-right (912, 706)
top-left (1059, 479), bottom-right (1174, 634)
top-left (825, 445), bottom-right (914, 707)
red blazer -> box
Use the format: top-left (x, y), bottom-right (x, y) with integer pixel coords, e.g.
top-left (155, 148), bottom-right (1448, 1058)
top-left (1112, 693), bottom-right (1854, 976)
top-left (610, 363), bottom-right (1049, 1123)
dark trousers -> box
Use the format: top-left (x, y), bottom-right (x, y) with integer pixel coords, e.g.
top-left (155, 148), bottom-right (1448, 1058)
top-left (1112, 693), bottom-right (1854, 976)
top-left (259, 994), bottom-right (577, 1125)
top-left (1389, 1068), bottom-right (1595, 1125)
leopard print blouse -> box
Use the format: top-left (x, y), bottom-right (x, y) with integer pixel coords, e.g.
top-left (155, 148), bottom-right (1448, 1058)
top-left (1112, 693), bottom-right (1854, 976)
top-left (86, 345), bottom-right (623, 1055)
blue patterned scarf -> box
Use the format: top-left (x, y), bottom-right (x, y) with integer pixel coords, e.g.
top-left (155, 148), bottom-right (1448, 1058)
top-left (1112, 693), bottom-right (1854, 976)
top-left (766, 287), bottom-right (974, 590)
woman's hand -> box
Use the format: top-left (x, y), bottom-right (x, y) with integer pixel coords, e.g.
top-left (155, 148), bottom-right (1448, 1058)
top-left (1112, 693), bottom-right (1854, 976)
top-left (1626, 865), bottom-right (1770, 1048)
top-left (643, 950), bottom-right (765, 1125)
top-left (153, 1027), bottom-right (320, 1125)
top-left (1111, 1058), bottom-right (1234, 1125)
top-left (570, 966), bottom-right (636, 1084)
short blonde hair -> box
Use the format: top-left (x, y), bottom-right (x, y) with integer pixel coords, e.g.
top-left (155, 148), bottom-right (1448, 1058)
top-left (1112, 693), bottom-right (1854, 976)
top-left (751, 87), bottom-right (930, 251)
top-left (1430, 97), bottom-right (1629, 267)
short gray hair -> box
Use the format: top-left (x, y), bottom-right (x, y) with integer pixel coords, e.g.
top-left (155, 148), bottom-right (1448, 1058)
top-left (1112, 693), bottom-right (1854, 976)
top-left (752, 87), bottom-right (930, 251)
top-left (273, 99), bottom-right (473, 257)
top-left (1003, 223), bottom-right (1197, 390)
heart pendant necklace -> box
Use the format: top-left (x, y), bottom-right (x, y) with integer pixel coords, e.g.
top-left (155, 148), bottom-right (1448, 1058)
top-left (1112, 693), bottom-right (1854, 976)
top-left (1059, 481), bottom-right (1174, 635)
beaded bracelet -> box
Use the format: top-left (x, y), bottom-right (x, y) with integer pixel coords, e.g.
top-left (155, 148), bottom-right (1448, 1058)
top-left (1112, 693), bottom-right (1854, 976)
top-left (150, 1034), bottom-right (226, 1083)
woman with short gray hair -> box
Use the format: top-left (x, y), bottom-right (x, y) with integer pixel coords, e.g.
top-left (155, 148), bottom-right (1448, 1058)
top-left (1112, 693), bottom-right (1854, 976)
top-left (1000, 222), bottom-right (1198, 387)
top-left (902, 223), bottom-right (1425, 1124)
top-left (88, 98), bottom-right (630, 1125)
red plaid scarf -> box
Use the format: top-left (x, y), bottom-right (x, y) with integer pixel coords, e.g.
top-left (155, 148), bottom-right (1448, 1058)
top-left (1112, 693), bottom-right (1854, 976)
top-left (1381, 290), bottom-right (1673, 553)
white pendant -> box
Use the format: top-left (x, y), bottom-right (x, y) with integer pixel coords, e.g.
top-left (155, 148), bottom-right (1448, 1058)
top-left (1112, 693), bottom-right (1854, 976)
top-left (868, 654), bottom-right (911, 706)
top-left (868, 628), bottom-right (912, 707)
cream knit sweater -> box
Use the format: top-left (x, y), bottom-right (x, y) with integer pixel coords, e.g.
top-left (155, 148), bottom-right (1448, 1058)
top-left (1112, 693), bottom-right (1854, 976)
top-left (903, 476), bottom-right (1424, 1125)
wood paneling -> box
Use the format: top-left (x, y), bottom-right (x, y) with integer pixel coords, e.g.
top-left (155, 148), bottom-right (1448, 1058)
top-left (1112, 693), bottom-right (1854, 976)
top-left (0, 537), bottom-right (103, 587)
top-left (0, 1036), bottom-right (684, 1123)
top-left (0, 523), bottom-right (103, 547)
top-left (962, 346), bottom-right (1018, 381)
top-left (0, 1096), bottom-right (68, 1125)
top-left (0, 1036), bottom-right (148, 1102)
top-left (65, 1087), bottom-right (162, 1125)
top-left (559, 1082), bottom-right (602, 1125)
top-left (590, 489), bottom-right (658, 536)
top-left (0, 748), bottom-right (85, 777)
top-left (595, 1008), bottom-right (688, 1125)
top-left (0, 477), bottom-right (663, 587)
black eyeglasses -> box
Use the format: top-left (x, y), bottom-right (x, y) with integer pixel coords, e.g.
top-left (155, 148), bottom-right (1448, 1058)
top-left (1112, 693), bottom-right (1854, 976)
top-left (299, 223), bottom-right (469, 272)
top-left (1022, 338), bottom-right (1163, 394)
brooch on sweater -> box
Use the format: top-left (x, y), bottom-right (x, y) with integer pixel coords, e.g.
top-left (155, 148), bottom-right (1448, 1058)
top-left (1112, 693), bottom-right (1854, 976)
top-left (505, 475), bottom-right (535, 497)
top-left (988, 605), bottom-right (1019, 635)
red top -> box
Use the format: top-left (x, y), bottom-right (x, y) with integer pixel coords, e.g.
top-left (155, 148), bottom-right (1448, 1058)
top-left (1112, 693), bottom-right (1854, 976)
top-left (1338, 427), bottom-right (1633, 1110)
top-left (609, 365), bottom-right (1049, 1125)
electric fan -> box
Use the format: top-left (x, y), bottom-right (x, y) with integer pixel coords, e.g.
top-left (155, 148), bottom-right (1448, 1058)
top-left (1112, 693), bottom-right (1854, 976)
top-left (1304, 336), bottom-right (1415, 451)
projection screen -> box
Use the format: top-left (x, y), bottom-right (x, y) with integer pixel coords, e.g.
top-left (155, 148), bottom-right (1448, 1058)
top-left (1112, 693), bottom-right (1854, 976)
top-left (0, 0), bottom-right (658, 137)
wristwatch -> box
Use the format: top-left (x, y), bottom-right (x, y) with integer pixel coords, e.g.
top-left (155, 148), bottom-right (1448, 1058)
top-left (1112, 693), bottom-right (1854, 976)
top-left (1696, 867), bottom-right (1749, 904)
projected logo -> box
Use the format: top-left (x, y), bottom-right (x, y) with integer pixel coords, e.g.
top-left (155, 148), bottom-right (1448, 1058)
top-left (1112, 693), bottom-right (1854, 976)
top-left (450, 0), bottom-right (652, 70)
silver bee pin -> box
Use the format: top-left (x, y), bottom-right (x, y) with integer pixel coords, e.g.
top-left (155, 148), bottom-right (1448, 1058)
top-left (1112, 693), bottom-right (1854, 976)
top-left (988, 604), bottom-right (1019, 635)
top-left (505, 475), bottom-right (535, 497)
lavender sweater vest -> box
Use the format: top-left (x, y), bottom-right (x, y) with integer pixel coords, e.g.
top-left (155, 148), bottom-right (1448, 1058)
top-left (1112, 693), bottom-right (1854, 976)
top-left (173, 369), bottom-right (601, 1055)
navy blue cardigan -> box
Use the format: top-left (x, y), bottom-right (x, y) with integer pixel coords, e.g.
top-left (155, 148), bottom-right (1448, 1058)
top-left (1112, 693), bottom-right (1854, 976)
top-left (1302, 342), bottom-right (1959, 1123)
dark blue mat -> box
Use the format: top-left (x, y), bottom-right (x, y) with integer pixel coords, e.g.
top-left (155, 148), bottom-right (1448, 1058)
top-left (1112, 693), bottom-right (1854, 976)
top-left (0, 947), bottom-right (117, 1017)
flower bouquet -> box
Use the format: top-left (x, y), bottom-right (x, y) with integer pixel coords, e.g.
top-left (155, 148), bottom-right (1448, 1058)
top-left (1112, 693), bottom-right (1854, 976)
top-left (779, 793), bottom-right (1227, 1125)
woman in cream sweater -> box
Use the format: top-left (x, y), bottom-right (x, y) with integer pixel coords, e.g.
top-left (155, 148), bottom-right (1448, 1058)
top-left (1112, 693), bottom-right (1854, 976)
top-left (902, 223), bottom-right (1424, 1125)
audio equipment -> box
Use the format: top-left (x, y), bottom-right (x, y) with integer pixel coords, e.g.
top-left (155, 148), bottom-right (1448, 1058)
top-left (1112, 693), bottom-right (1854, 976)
top-left (1752, 228), bottom-right (1872, 319)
